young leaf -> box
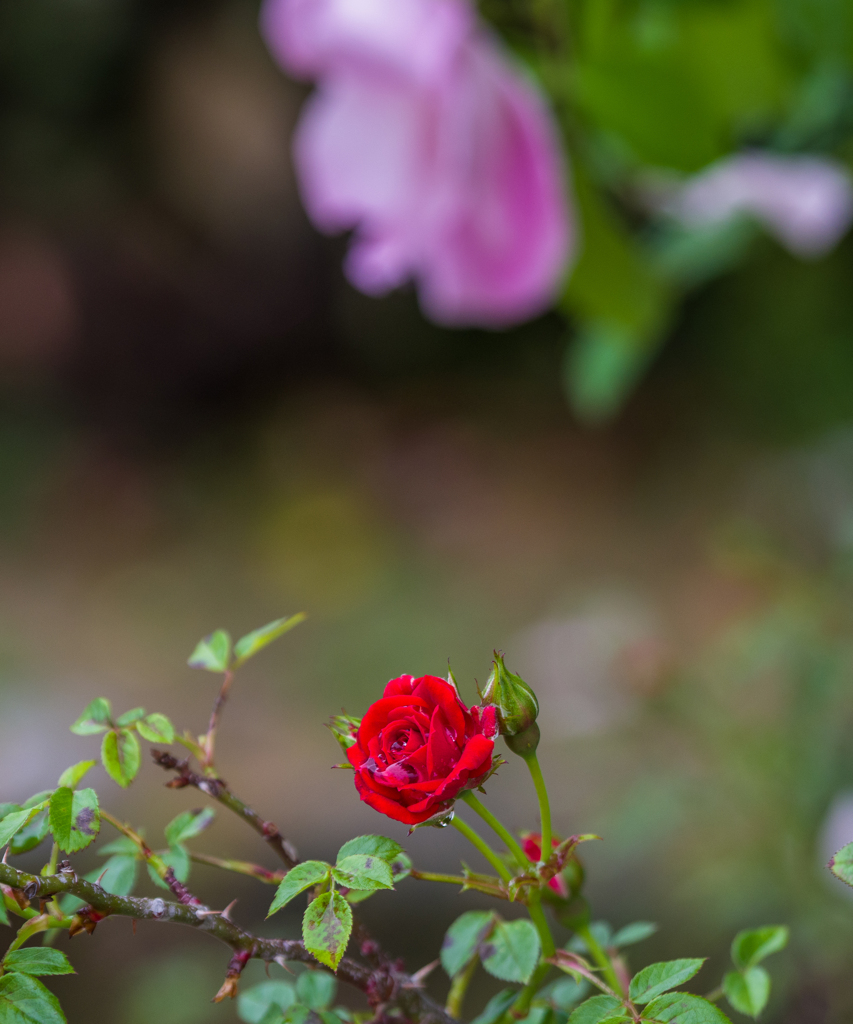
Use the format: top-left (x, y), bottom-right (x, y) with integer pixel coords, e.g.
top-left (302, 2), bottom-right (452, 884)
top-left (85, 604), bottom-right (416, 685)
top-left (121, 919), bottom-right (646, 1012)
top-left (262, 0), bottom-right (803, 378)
top-left (829, 842), bottom-right (853, 887)
top-left (0, 973), bottom-right (66, 1024)
top-left (188, 630), bottom-right (231, 672)
top-left (441, 911), bottom-right (495, 978)
top-left (629, 959), bottom-right (705, 1004)
top-left (70, 698), bottom-right (112, 735)
top-left (331, 855), bottom-right (394, 892)
top-left (268, 862), bottom-right (331, 917)
top-left (296, 970), bottom-right (337, 1010)
top-left (49, 787), bottom-right (100, 853)
top-left (302, 891), bottom-right (353, 971)
top-left (9, 809), bottom-right (50, 856)
top-left (164, 808), bottom-right (215, 846)
top-left (101, 729), bottom-right (141, 788)
top-left (116, 708), bottom-right (146, 727)
top-left (0, 806), bottom-right (45, 850)
top-left (336, 835), bottom-right (403, 864)
top-left (237, 981), bottom-right (297, 1024)
top-left (567, 996), bottom-right (623, 1024)
top-left (723, 967), bottom-right (770, 1019)
top-left (642, 992), bottom-right (733, 1023)
top-left (611, 922), bottom-right (657, 948)
top-left (57, 761), bottom-right (97, 790)
top-left (3, 949), bottom-right (74, 976)
top-left (730, 927), bottom-right (788, 970)
top-left (469, 989), bottom-right (517, 1024)
top-left (481, 919), bottom-right (541, 984)
top-left (136, 713), bottom-right (175, 744)
top-left (232, 614), bottom-right (306, 668)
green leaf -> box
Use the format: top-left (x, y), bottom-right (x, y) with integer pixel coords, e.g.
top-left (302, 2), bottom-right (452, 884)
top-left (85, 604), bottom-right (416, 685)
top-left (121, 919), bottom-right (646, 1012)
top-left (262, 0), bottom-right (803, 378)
top-left (0, 805), bottom-right (19, 820)
top-left (164, 808), bottom-right (215, 846)
top-left (0, 806), bottom-right (45, 851)
top-left (612, 922), bottom-right (657, 948)
top-left (98, 835), bottom-right (139, 856)
top-left (302, 892), bottom-right (353, 971)
top-left (723, 968), bottom-right (770, 1019)
top-left (136, 713), bottom-right (175, 744)
top-left (70, 698), bottom-right (112, 735)
top-left (568, 921), bottom-right (613, 953)
top-left (331, 855), bottom-right (393, 892)
top-left (336, 835), bottom-right (403, 864)
top-left (567, 996), bottom-right (623, 1024)
top-left (148, 845), bottom-right (191, 890)
top-left (730, 927), bottom-right (788, 970)
top-left (469, 989), bottom-right (516, 1024)
top-left (0, 974), bottom-right (66, 1024)
top-left (268, 862), bottom-right (331, 916)
top-left (237, 981), bottom-right (297, 1024)
top-left (441, 911), bottom-right (495, 978)
top-left (389, 851), bottom-right (412, 882)
top-left (282, 1008), bottom-right (311, 1024)
top-left (2, 949), bottom-right (74, 977)
top-left (296, 971), bottom-right (337, 1010)
top-left (642, 993), bottom-right (732, 1023)
top-left (232, 615), bottom-right (306, 668)
top-left (629, 959), bottom-right (705, 1005)
top-left (481, 919), bottom-right (541, 984)
top-left (49, 788), bottom-right (100, 853)
top-left (547, 978), bottom-right (590, 1011)
top-left (188, 630), bottom-right (231, 672)
top-left (116, 708), bottom-right (146, 727)
top-left (9, 810), bottom-right (50, 856)
top-left (0, 898), bottom-right (8, 927)
top-left (101, 729), bottom-right (141, 788)
top-left (830, 842), bottom-right (853, 887)
top-left (99, 855), bottom-right (139, 897)
top-left (21, 793), bottom-right (51, 811)
top-left (57, 761), bottom-right (97, 790)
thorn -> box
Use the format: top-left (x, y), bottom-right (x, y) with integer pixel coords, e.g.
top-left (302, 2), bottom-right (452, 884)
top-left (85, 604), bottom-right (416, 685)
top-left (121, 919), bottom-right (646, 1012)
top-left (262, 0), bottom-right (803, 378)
top-left (1, 847), bottom-right (8, 864)
top-left (195, 909), bottom-right (223, 917)
top-left (222, 899), bottom-right (237, 922)
top-left (406, 960), bottom-right (440, 987)
top-left (95, 867), bottom-right (109, 886)
top-left (274, 956), bottom-right (295, 973)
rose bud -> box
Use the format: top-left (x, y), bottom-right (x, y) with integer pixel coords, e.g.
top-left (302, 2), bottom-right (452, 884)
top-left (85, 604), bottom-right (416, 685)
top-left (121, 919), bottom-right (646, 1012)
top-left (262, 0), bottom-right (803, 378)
top-left (481, 652), bottom-right (540, 758)
top-left (521, 832), bottom-right (583, 898)
top-left (328, 712), bottom-right (362, 754)
top-left (345, 675), bottom-right (498, 827)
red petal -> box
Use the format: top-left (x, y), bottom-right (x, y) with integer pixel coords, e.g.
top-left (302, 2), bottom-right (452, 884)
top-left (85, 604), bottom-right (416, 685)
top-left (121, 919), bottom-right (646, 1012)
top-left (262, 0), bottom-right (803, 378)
top-left (359, 694), bottom-right (429, 745)
top-left (413, 676), bottom-right (467, 739)
top-left (426, 707), bottom-right (459, 778)
top-left (383, 676), bottom-right (416, 698)
top-left (354, 772), bottom-right (439, 825)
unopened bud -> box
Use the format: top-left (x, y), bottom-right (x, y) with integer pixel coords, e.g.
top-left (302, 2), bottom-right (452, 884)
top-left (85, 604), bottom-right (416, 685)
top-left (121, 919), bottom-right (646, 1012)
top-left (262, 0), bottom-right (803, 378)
top-left (481, 653), bottom-right (539, 755)
top-left (327, 712), bottom-right (361, 754)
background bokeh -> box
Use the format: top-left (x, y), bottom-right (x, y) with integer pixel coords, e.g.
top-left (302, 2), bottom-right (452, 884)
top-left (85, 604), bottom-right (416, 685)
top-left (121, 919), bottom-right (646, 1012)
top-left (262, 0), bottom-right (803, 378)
top-left (4, 0), bottom-right (853, 1022)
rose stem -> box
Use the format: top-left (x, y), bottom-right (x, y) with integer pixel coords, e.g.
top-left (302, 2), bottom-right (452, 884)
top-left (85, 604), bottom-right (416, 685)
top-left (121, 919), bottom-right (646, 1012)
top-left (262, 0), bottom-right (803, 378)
top-left (575, 922), bottom-right (624, 997)
top-left (445, 951), bottom-right (479, 1018)
top-left (523, 753), bottom-right (552, 859)
top-left (459, 791), bottom-right (530, 869)
top-left (450, 817), bottom-right (513, 883)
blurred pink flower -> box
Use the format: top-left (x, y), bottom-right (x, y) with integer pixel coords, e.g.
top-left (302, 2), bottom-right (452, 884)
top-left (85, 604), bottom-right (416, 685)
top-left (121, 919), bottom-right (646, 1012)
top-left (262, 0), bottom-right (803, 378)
top-left (260, 0), bottom-right (572, 327)
top-left (669, 152), bottom-right (853, 258)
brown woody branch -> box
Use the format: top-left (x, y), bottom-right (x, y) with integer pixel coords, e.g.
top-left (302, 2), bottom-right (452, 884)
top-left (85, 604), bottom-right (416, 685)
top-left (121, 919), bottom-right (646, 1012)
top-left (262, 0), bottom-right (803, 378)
top-left (0, 861), bottom-right (456, 1024)
top-left (150, 750), bottom-right (298, 869)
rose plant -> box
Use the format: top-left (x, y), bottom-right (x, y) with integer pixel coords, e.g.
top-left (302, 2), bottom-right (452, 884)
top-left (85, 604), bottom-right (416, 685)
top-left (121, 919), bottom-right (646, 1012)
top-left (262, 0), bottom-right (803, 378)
top-left (0, 618), bottom-right (810, 1024)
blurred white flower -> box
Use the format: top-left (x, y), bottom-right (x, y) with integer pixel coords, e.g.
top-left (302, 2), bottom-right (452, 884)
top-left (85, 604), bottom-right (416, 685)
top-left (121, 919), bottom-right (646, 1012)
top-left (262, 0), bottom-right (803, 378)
top-left (667, 152), bottom-right (853, 258)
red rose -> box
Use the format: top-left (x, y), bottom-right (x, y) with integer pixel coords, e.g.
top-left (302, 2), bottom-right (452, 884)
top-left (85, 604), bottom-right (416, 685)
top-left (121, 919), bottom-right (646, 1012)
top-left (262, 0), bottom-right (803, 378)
top-left (522, 833), bottom-right (569, 897)
top-left (347, 675), bottom-right (498, 826)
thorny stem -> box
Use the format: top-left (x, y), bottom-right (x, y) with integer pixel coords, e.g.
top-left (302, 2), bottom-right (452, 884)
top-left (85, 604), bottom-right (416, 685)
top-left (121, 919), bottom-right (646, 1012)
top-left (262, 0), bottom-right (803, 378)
top-left (0, 862), bottom-right (456, 1024)
top-left (460, 791), bottom-right (531, 869)
top-left (189, 851), bottom-right (285, 885)
top-left (151, 749), bottom-right (298, 869)
top-left (576, 923), bottom-right (624, 998)
top-left (204, 670), bottom-right (234, 771)
top-left (450, 817), bottom-right (513, 884)
top-left (524, 755), bottom-right (552, 863)
top-left (445, 952), bottom-right (479, 1018)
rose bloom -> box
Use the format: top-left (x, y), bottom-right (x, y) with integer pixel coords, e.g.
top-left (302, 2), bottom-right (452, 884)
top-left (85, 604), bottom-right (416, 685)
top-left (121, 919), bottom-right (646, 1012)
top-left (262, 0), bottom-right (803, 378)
top-left (522, 833), bottom-right (568, 897)
top-left (260, 0), bottom-right (572, 327)
top-left (346, 675), bottom-right (498, 826)
top-left (668, 151), bottom-right (853, 258)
